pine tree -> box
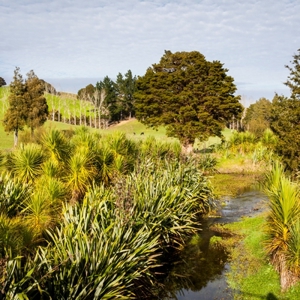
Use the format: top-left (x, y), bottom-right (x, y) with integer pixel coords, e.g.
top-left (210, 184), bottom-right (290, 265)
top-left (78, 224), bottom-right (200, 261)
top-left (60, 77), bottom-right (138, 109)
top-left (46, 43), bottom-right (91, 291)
top-left (25, 70), bottom-right (49, 136)
top-left (122, 70), bottom-right (136, 119)
top-left (96, 76), bottom-right (120, 122)
top-left (3, 67), bottom-right (27, 147)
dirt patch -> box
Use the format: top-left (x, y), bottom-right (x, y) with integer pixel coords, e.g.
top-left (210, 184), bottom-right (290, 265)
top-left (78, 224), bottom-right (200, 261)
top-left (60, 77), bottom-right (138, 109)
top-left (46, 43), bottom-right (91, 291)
top-left (110, 119), bottom-right (134, 128)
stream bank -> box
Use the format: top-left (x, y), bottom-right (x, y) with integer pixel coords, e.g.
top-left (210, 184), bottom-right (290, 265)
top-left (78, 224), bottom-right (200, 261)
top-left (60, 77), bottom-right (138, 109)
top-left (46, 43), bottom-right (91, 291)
top-left (161, 188), bottom-right (269, 300)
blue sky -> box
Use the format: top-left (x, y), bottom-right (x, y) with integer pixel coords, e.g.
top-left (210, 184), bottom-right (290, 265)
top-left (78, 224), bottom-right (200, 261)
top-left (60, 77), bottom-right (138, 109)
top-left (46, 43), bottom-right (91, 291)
top-left (1, 0), bottom-right (299, 106)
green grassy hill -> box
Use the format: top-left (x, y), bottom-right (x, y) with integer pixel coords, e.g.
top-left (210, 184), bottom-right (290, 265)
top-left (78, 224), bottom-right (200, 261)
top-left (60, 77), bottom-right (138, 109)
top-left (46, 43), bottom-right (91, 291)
top-left (0, 86), bottom-right (232, 150)
top-left (45, 93), bottom-right (96, 120)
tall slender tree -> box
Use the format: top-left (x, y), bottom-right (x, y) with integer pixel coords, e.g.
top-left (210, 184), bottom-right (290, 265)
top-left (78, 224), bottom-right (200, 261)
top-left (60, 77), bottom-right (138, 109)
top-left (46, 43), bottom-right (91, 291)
top-left (116, 70), bottom-right (136, 119)
top-left (96, 76), bottom-right (120, 122)
top-left (25, 70), bottom-right (49, 136)
top-left (3, 67), bottom-right (27, 147)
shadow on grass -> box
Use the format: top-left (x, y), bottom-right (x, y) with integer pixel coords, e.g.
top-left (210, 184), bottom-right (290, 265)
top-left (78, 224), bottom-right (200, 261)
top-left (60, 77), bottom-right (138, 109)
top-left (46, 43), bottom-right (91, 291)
top-left (234, 291), bottom-right (280, 300)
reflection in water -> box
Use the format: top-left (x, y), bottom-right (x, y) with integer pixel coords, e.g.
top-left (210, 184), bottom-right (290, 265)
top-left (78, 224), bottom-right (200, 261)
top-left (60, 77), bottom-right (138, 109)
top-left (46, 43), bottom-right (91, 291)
top-left (158, 190), bottom-right (268, 300)
top-left (159, 225), bottom-right (232, 300)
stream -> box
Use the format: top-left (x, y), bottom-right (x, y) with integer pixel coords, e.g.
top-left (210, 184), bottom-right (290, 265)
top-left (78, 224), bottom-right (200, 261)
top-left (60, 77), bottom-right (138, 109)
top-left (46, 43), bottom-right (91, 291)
top-left (162, 189), bottom-right (269, 300)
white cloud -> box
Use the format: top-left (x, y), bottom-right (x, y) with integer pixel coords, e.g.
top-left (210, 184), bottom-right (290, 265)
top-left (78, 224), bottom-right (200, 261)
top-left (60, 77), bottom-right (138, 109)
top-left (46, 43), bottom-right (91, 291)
top-left (0, 0), bottom-right (299, 100)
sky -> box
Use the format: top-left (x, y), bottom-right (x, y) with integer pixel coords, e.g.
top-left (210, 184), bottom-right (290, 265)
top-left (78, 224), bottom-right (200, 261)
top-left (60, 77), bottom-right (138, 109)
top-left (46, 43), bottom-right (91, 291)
top-left (1, 0), bottom-right (299, 106)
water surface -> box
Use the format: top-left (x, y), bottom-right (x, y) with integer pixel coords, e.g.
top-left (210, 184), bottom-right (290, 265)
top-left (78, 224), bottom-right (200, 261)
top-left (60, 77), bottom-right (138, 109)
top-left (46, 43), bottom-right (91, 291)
top-left (164, 190), bottom-right (268, 300)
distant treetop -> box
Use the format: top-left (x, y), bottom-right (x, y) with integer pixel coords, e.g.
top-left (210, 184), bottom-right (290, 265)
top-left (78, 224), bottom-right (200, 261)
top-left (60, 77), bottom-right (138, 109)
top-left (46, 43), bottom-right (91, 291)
top-left (0, 77), bottom-right (6, 87)
top-left (77, 84), bottom-right (95, 100)
top-left (40, 79), bottom-right (57, 95)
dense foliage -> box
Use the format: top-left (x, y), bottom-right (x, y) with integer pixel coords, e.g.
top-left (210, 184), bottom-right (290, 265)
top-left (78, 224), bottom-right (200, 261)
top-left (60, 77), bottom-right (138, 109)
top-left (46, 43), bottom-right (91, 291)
top-left (25, 71), bottom-right (49, 135)
top-left (270, 49), bottom-right (300, 171)
top-left (243, 97), bottom-right (272, 137)
top-left (134, 50), bottom-right (243, 146)
top-left (0, 129), bottom-right (214, 299)
top-left (264, 162), bottom-right (300, 291)
top-left (2, 68), bottom-right (27, 147)
top-left (3, 68), bottom-right (48, 147)
top-left (270, 95), bottom-right (300, 170)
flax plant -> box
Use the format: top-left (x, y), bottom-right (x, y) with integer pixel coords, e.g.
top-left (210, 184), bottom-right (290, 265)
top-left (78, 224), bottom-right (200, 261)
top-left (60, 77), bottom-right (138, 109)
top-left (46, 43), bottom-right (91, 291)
top-left (264, 161), bottom-right (300, 290)
top-left (3, 187), bottom-right (161, 299)
top-left (122, 158), bottom-right (214, 247)
top-left (0, 172), bottom-right (31, 217)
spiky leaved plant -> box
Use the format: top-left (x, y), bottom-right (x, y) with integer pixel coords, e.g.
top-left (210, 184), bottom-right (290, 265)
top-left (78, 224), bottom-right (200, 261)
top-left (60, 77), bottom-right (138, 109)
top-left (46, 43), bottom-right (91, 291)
top-left (21, 192), bottom-right (60, 242)
top-left (0, 172), bottom-right (31, 218)
top-left (2, 186), bottom-right (161, 299)
top-left (261, 128), bottom-right (278, 149)
top-left (0, 214), bottom-right (36, 258)
top-left (104, 131), bottom-right (138, 173)
top-left (41, 129), bottom-right (71, 164)
top-left (137, 136), bottom-right (181, 162)
top-left (286, 220), bottom-right (300, 279)
top-left (94, 144), bottom-right (115, 185)
top-left (117, 157), bottom-right (214, 248)
top-left (65, 146), bottom-right (97, 202)
top-left (264, 161), bottom-right (300, 290)
top-left (6, 143), bottom-right (45, 184)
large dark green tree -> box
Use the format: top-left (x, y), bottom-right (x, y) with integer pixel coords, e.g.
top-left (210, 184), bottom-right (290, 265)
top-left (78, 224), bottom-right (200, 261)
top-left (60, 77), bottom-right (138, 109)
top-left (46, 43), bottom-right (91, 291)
top-left (3, 67), bottom-right (27, 147)
top-left (243, 97), bottom-right (272, 137)
top-left (134, 50), bottom-right (243, 146)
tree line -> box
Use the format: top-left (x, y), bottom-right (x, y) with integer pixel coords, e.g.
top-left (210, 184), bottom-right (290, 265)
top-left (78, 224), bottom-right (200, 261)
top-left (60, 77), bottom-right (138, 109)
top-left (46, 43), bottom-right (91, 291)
top-left (77, 69), bottom-right (137, 126)
top-left (2, 48), bottom-right (300, 170)
top-left (241, 48), bottom-right (300, 171)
